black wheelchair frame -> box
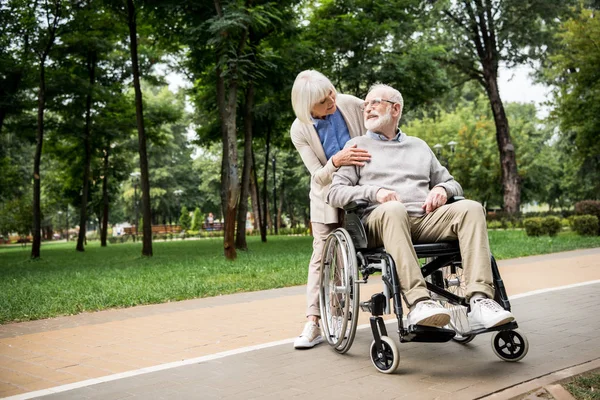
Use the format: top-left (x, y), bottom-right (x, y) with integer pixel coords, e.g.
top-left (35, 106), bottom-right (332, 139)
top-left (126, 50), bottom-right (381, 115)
top-left (318, 199), bottom-right (529, 374)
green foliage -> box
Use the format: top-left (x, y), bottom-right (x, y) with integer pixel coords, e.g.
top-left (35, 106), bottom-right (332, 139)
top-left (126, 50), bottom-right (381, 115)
top-left (179, 206), bottom-right (191, 231)
top-left (303, 0), bottom-right (450, 103)
top-left (191, 208), bottom-right (202, 231)
top-left (575, 200), bottom-right (600, 234)
top-left (524, 217), bottom-right (544, 236)
top-left (543, 7), bottom-right (600, 200)
top-left (524, 216), bottom-right (563, 236)
top-left (542, 216), bottom-right (562, 237)
top-left (575, 200), bottom-right (600, 218)
top-left (406, 94), bottom-right (554, 207)
top-left (572, 215), bottom-right (599, 236)
top-left (565, 371), bottom-right (600, 400)
top-left (487, 220), bottom-right (503, 230)
top-left (0, 196), bottom-right (33, 236)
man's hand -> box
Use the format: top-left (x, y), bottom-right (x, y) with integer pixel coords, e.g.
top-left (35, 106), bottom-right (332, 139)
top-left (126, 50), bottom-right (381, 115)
top-left (376, 188), bottom-right (401, 203)
top-left (422, 186), bottom-right (447, 214)
top-left (332, 144), bottom-right (371, 167)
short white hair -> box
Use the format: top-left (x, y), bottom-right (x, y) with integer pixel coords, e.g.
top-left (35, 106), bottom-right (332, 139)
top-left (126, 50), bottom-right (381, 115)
top-left (291, 70), bottom-right (337, 124)
top-left (368, 83), bottom-right (404, 121)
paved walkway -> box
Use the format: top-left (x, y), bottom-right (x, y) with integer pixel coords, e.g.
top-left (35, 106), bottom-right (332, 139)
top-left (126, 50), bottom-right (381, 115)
top-left (1, 248), bottom-right (599, 399)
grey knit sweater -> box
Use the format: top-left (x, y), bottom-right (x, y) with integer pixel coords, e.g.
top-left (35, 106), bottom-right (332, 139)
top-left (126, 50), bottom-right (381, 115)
top-left (327, 131), bottom-right (463, 216)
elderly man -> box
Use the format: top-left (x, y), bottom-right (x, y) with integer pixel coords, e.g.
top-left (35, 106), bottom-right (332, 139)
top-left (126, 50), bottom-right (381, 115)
top-left (327, 83), bottom-right (514, 329)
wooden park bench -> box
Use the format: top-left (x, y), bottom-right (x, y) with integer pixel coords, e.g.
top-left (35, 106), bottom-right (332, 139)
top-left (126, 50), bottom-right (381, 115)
top-left (17, 237), bottom-right (31, 247)
top-left (122, 225), bottom-right (183, 235)
top-left (202, 222), bottom-right (223, 231)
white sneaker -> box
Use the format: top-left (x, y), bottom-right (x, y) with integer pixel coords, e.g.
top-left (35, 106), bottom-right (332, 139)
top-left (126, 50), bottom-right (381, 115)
top-left (468, 298), bottom-right (515, 329)
top-left (407, 300), bottom-right (451, 327)
top-left (293, 321), bottom-right (324, 349)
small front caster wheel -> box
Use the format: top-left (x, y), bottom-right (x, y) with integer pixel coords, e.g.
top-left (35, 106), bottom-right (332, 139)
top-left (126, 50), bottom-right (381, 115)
top-left (492, 329), bottom-right (529, 362)
top-left (370, 336), bottom-right (399, 374)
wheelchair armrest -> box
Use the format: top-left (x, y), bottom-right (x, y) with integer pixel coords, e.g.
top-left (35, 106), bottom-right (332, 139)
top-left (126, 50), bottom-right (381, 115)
top-left (447, 196), bottom-right (464, 204)
top-left (343, 195), bottom-right (463, 212)
top-left (343, 199), bottom-right (370, 212)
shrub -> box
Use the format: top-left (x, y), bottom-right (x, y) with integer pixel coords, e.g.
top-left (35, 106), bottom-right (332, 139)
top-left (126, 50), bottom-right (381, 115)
top-left (542, 216), bottom-right (562, 236)
top-left (487, 220), bottom-right (503, 230)
top-left (86, 232), bottom-right (99, 241)
top-left (107, 237), bottom-right (118, 244)
top-left (523, 218), bottom-right (544, 236)
top-left (574, 201), bottom-right (600, 234)
top-left (191, 208), bottom-right (202, 231)
top-left (572, 215), bottom-right (599, 236)
top-left (575, 200), bottom-right (600, 217)
top-left (179, 206), bottom-right (191, 231)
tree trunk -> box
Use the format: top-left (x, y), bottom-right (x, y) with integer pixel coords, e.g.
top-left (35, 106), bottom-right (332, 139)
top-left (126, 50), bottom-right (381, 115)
top-left (235, 83), bottom-right (255, 250)
top-left (100, 146), bottom-right (110, 247)
top-left (277, 179), bottom-right (284, 230)
top-left (76, 51), bottom-right (96, 252)
top-left (31, 1), bottom-right (61, 258)
top-left (127, 0), bottom-right (153, 256)
top-left (31, 59), bottom-right (46, 259)
top-left (461, 0), bottom-right (521, 213)
top-left (262, 124), bottom-right (271, 235)
top-left (221, 79), bottom-right (240, 259)
top-left (214, 0), bottom-right (247, 260)
top-left (250, 161), bottom-right (260, 231)
top-left (251, 148), bottom-right (266, 242)
top-left (482, 70), bottom-right (521, 213)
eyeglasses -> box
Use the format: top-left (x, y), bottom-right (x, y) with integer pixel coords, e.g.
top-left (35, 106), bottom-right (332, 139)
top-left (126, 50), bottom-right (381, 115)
top-left (362, 98), bottom-right (397, 110)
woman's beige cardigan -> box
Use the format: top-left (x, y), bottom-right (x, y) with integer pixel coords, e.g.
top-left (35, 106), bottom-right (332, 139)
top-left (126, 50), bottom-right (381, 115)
top-left (290, 94), bottom-right (366, 224)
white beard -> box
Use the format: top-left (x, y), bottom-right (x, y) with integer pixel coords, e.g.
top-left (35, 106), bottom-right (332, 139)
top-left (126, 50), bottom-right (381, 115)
top-left (364, 109), bottom-right (392, 132)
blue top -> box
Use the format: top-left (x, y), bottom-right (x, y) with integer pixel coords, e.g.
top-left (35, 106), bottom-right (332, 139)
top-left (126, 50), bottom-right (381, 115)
top-left (312, 109), bottom-right (351, 161)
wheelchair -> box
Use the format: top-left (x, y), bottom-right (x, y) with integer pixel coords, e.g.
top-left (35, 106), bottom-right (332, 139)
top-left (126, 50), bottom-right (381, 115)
top-left (318, 199), bottom-right (529, 374)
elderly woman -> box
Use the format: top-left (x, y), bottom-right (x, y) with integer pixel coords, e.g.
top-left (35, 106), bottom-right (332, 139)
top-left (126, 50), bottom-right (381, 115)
top-left (290, 70), bottom-right (370, 349)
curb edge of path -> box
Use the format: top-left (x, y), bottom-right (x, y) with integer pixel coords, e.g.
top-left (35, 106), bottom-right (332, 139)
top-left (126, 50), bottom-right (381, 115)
top-left (478, 358), bottom-right (600, 400)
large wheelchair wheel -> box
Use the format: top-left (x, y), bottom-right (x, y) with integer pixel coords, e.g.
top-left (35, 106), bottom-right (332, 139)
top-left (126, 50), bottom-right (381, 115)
top-left (319, 228), bottom-right (360, 354)
top-left (437, 262), bottom-right (475, 344)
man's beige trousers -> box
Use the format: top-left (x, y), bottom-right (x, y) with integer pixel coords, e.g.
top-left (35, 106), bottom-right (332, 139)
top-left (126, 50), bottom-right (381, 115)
top-left (365, 200), bottom-right (495, 307)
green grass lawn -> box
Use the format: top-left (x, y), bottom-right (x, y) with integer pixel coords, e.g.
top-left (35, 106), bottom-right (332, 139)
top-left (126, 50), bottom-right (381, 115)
top-left (0, 231), bottom-right (599, 324)
top-left (565, 369), bottom-right (600, 400)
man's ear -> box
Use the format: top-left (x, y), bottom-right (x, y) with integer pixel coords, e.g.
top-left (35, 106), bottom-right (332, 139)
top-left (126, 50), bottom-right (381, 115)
top-left (392, 103), bottom-right (401, 118)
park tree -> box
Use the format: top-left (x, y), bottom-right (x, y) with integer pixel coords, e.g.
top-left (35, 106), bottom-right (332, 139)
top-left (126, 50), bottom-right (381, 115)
top-left (159, 0), bottom-right (300, 258)
top-left (429, 0), bottom-right (575, 213)
top-left (125, 0), bottom-right (153, 256)
top-left (0, 0), bottom-right (37, 135)
top-left (179, 206), bottom-right (191, 231)
top-left (31, 0), bottom-right (64, 258)
top-left (303, 0), bottom-right (450, 109)
top-left (191, 207), bottom-right (202, 231)
top-left (51, 0), bottom-right (124, 252)
top-left (406, 90), bottom-right (557, 208)
top-left (136, 85), bottom-right (196, 225)
top-left (541, 6), bottom-right (600, 200)
top-left (193, 145), bottom-right (222, 222)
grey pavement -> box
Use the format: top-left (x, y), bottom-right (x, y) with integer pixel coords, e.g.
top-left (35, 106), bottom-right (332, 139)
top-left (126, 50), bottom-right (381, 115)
top-left (33, 282), bottom-right (600, 400)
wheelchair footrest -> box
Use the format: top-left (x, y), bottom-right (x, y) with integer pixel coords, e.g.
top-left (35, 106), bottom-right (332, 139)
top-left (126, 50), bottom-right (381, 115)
top-left (401, 325), bottom-right (456, 343)
top-left (465, 320), bottom-right (520, 336)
